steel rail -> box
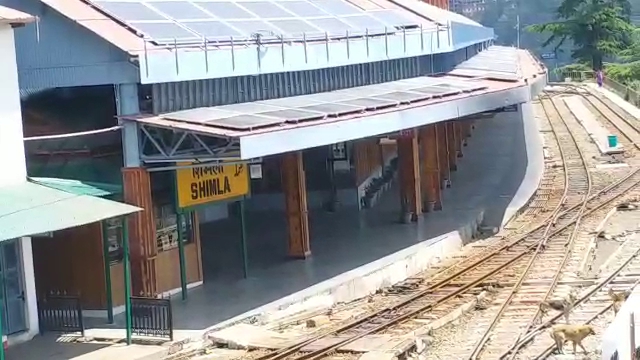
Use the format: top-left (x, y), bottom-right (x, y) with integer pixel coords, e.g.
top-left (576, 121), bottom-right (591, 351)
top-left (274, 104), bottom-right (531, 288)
top-left (467, 92), bottom-right (593, 360)
top-left (258, 100), bottom-right (640, 360)
top-left (574, 84), bottom-right (640, 151)
top-left (530, 252), bottom-right (640, 360)
top-left (501, 83), bottom-right (640, 359)
top-left (502, 91), bottom-right (601, 360)
top-left (260, 149), bottom-right (640, 360)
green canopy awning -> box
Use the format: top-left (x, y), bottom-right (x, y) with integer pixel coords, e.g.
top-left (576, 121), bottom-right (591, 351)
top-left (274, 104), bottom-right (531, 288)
top-left (0, 179), bottom-right (141, 242)
top-left (29, 177), bottom-right (121, 197)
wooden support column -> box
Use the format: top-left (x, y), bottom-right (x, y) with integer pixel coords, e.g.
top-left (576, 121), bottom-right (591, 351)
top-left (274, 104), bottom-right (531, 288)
top-left (464, 120), bottom-right (473, 138)
top-left (436, 122), bottom-right (450, 189)
top-left (397, 130), bottom-right (422, 221)
top-left (419, 125), bottom-right (442, 211)
top-left (446, 121), bottom-right (458, 171)
top-left (454, 122), bottom-right (463, 158)
top-left (122, 167), bottom-right (157, 297)
top-left (281, 152), bottom-right (311, 259)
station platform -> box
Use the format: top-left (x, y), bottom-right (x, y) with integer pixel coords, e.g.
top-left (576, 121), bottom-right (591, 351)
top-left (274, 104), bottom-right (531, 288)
top-left (114, 101), bottom-right (541, 340)
top-left (4, 113), bottom-right (541, 356)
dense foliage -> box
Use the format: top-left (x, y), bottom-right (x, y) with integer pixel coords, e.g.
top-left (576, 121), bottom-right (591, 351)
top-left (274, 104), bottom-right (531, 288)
top-left (528, 0), bottom-right (633, 70)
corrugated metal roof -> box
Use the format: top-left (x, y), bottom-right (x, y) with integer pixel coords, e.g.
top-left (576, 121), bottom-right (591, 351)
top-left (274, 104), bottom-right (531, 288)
top-left (0, 180), bottom-right (140, 242)
top-left (389, 0), bottom-right (481, 26)
top-left (39, 0), bottom-right (481, 54)
top-left (0, 5), bottom-right (36, 25)
top-left (123, 46), bottom-right (545, 139)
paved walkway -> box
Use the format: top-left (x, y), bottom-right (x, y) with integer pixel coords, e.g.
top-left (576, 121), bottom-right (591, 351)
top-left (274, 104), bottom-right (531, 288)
top-left (167, 108), bottom-right (533, 331)
top-left (5, 333), bottom-right (167, 360)
top-left (587, 83), bottom-right (640, 119)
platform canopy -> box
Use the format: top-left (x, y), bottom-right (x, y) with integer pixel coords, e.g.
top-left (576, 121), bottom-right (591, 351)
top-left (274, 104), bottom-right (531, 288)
top-left (38, 0), bottom-right (494, 83)
top-left (120, 46), bottom-right (546, 162)
top-left (0, 5), bottom-right (36, 26)
top-left (0, 179), bottom-right (141, 242)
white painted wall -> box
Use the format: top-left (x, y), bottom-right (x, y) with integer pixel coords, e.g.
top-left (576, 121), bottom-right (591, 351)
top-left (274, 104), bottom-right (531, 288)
top-left (602, 286), bottom-right (640, 360)
top-left (11, 237), bottom-right (39, 344)
top-left (0, 25), bottom-right (26, 187)
top-left (0, 24), bottom-right (39, 345)
top-left (501, 102), bottom-right (544, 227)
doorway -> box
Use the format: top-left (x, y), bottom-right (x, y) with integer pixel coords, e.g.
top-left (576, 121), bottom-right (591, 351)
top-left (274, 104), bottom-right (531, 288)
top-left (0, 239), bottom-right (26, 335)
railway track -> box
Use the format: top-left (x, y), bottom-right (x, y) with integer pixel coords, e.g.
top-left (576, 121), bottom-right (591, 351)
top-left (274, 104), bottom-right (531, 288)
top-left (576, 86), bottom-right (640, 152)
top-left (253, 91), bottom-right (640, 360)
top-left (463, 93), bottom-right (593, 360)
top-left (485, 83), bottom-right (640, 359)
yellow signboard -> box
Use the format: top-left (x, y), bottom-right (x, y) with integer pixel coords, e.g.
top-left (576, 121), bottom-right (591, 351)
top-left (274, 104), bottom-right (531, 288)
top-left (176, 163), bottom-right (249, 208)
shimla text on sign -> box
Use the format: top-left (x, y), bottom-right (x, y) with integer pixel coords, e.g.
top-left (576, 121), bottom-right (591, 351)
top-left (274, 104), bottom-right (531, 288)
top-left (190, 165), bottom-right (240, 200)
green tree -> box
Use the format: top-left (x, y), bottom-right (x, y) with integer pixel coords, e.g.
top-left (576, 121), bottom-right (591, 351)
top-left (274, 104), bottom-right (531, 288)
top-left (604, 27), bottom-right (640, 87)
top-left (528, 0), bottom-right (633, 70)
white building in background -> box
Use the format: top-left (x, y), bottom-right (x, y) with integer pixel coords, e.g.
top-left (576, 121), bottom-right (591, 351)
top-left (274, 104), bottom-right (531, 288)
top-left (0, 5), bottom-right (39, 346)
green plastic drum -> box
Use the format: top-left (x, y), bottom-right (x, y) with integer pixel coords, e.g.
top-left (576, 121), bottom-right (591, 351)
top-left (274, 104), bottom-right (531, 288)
top-left (608, 135), bottom-right (618, 148)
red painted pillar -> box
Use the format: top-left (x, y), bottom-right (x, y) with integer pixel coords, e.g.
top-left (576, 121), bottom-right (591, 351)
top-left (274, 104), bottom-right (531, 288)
top-left (436, 122), bottom-right (450, 189)
top-left (281, 152), bottom-right (311, 259)
top-left (446, 121), bottom-right (458, 171)
top-left (420, 124), bottom-right (443, 211)
top-left (122, 167), bottom-right (157, 297)
top-left (398, 129), bottom-right (422, 221)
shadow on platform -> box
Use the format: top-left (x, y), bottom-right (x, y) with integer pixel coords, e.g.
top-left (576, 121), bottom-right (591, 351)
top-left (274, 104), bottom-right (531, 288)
top-left (5, 334), bottom-right (110, 360)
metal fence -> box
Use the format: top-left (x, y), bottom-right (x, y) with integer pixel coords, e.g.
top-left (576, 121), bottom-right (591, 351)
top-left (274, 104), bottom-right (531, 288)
top-left (131, 297), bottom-right (173, 340)
top-left (604, 77), bottom-right (640, 107)
top-left (558, 70), bottom-right (594, 82)
top-left (37, 295), bottom-right (85, 336)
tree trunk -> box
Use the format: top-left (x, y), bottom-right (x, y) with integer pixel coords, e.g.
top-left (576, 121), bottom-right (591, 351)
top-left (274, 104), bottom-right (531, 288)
top-left (592, 53), bottom-right (603, 71)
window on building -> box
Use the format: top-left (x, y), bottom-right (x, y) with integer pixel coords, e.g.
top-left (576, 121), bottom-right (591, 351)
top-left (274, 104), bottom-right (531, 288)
top-left (106, 217), bottom-right (124, 263)
top-left (105, 206), bottom-right (195, 263)
top-left (155, 203), bottom-right (194, 252)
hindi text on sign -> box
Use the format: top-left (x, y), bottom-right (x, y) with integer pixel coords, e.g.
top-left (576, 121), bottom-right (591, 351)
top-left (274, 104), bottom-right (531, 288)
top-left (176, 163), bottom-right (249, 208)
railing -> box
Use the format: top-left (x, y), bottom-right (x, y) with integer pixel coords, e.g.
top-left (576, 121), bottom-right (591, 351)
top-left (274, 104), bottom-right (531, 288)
top-left (604, 77), bottom-right (640, 107)
top-left (37, 295), bottom-right (85, 336)
top-left (559, 70), bottom-right (594, 82)
top-left (131, 297), bottom-right (173, 340)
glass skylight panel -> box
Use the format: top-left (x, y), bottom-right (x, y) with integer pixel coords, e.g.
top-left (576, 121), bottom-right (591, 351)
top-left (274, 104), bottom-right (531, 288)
top-left (91, 0), bottom-right (426, 42)
top-left (238, 2), bottom-right (293, 18)
top-left (194, 1), bottom-right (256, 18)
top-left (277, 1), bottom-right (329, 17)
top-left (129, 21), bottom-right (198, 41)
top-left (369, 10), bottom-right (418, 27)
top-left (269, 19), bottom-right (320, 35)
top-left (94, 1), bottom-right (167, 21)
top-left (339, 14), bottom-right (386, 31)
top-left (309, 0), bottom-right (361, 16)
top-left (226, 20), bottom-right (281, 36)
top-left (150, 1), bottom-right (214, 20)
top-left (182, 21), bottom-right (244, 38)
top-left (308, 17), bottom-right (356, 34)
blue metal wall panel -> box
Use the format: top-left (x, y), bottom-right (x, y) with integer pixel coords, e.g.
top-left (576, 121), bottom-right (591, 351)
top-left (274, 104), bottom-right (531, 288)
top-left (150, 44), bottom-right (481, 114)
top-left (2, 0), bottom-right (139, 90)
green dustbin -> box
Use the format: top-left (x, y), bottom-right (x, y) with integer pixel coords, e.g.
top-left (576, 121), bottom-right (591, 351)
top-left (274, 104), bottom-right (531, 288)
top-left (608, 135), bottom-right (618, 148)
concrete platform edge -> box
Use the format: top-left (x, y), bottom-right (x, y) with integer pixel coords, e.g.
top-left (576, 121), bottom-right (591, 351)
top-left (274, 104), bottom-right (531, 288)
top-left (202, 210), bottom-right (485, 337)
top-left (501, 101), bottom-right (544, 228)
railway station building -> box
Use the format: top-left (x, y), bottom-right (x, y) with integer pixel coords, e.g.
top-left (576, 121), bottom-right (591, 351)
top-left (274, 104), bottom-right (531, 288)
top-left (0, 5), bottom-right (143, 354)
top-left (4, 0), bottom-right (546, 338)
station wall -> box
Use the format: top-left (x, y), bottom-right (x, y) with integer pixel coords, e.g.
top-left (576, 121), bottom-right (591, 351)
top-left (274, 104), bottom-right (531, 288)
top-left (149, 46), bottom-right (476, 113)
top-left (0, 0), bottom-right (138, 90)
